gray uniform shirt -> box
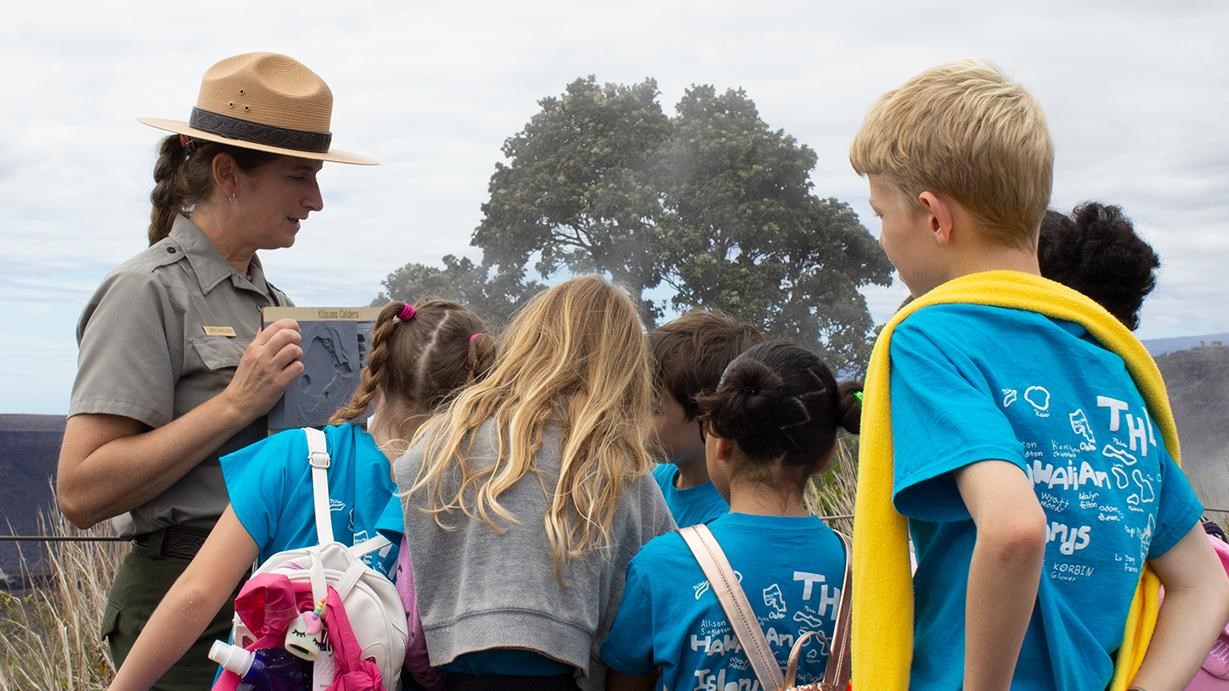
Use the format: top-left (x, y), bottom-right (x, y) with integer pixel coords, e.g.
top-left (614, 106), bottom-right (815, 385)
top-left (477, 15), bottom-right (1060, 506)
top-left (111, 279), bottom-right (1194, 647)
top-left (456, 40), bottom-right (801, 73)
top-left (395, 419), bottom-right (675, 690)
top-left (69, 215), bottom-right (290, 536)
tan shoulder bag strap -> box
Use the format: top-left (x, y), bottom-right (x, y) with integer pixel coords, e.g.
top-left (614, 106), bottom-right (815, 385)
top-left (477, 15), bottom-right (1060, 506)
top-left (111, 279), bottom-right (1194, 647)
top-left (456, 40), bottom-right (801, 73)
top-left (783, 530), bottom-right (852, 690)
top-left (827, 531), bottom-right (853, 688)
top-left (680, 524), bottom-right (785, 690)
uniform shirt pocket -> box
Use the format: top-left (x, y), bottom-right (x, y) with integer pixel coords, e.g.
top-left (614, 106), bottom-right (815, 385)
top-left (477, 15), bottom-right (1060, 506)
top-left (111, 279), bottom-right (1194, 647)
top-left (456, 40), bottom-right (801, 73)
top-left (190, 335), bottom-right (251, 371)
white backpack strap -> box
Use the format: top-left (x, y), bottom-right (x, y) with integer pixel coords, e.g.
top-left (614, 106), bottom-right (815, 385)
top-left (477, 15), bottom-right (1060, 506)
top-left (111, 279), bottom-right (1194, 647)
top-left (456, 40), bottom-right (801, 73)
top-left (303, 427), bottom-right (334, 545)
top-left (337, 559), bottom-right (371, 600)
top-left (680, 525), bottom-right (784, 690)
top-left (348, 534), bottom-right (392, 560)
top-left (308, 548), bottom-right (328, 602)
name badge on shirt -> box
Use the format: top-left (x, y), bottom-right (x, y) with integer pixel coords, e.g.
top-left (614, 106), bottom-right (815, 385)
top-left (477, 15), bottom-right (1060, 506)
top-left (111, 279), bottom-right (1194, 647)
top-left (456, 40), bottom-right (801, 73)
top-left (202, 325), bottom-right (237, 337)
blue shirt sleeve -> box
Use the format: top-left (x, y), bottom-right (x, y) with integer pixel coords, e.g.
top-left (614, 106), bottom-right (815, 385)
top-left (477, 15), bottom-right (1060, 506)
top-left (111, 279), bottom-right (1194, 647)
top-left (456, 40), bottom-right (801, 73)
top-left (220, 429), bottom-right (302, 552)
top-left (651, 463), bottom-right (674, 493)
top-left (375, 492), bottom-right (406, 576)
top-left (1147, 449), bottom-right (1203, 559)
top-left (600, 555), bottom-right (657, 675)
top-left (375, 492), bottom-right (405, 543)
top-left (889, 316), bottom-right (1027, 522)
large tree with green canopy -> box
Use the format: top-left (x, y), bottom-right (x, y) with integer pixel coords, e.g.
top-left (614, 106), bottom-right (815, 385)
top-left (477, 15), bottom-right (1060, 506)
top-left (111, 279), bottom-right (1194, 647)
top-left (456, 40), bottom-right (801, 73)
top-left (380, 76), bottom-right (893, 373)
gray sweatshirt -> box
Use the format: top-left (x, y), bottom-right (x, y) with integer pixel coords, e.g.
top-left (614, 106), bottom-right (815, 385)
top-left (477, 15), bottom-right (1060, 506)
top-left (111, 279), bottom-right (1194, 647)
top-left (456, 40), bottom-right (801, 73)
top-left (394, 419), bottom-right (676, 690)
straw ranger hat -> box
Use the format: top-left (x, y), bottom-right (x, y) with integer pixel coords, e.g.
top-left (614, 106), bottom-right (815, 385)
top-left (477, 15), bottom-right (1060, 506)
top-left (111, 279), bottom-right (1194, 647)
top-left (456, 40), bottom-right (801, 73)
top-left (140, 52), bottom-right (376, 165)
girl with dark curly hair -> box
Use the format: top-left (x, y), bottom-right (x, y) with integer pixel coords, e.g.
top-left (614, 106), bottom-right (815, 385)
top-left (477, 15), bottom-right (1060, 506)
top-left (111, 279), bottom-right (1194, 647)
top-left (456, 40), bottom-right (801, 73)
top-left (1038, 202), bottom-right (1160, 330)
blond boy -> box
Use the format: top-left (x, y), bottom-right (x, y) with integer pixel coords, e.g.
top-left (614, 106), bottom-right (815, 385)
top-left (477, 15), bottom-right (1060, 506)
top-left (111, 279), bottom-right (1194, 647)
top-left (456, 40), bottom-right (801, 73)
top-left (850, 60), bottom-right (1229, 689)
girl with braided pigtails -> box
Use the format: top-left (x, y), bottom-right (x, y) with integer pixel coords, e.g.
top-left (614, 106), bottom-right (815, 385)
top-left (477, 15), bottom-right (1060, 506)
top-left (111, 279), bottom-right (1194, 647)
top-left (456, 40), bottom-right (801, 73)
top-left (110, 300), bottom-right (493, 691)
top-left (601, 341), bottom-right (862, 691)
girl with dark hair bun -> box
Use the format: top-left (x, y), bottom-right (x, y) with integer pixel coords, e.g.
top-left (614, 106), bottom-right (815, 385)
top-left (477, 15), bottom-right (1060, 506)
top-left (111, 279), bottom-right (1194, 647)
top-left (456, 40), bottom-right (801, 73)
top-left (601, 340), bottom-right (861, 691)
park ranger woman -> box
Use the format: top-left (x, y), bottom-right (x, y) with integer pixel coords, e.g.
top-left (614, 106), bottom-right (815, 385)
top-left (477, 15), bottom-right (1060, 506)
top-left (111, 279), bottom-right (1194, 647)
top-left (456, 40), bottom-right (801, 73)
top-left (56, 52), bottom-right (375, 689)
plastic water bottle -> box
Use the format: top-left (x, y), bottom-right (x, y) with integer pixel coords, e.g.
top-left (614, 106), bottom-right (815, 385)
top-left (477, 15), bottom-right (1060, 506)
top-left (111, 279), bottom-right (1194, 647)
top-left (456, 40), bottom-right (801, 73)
top-left (209, 640), bottom-right (312, 691)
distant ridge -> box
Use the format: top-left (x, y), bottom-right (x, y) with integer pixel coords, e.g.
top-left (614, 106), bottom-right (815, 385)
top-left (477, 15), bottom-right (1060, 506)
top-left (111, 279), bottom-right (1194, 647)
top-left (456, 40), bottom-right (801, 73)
top-left (1154, 346), bottom-right (1229, 514)
top-left (0, 414), bottom-right (66, 588)
top-left (1143, 332), bottom-right (1229, 357)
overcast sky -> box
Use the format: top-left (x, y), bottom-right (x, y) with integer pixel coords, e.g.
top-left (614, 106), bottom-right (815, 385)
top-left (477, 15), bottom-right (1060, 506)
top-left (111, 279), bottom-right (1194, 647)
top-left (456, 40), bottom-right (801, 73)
top-left (2, 0), bottom-right (1227, 414)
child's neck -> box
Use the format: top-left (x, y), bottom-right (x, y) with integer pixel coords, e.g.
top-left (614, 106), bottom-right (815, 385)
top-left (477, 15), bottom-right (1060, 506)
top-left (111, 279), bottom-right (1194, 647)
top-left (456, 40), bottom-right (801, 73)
top-left (727, 479), bottom-right (810, 517)
top-left (672, 457), bottom-right (712, 490)
top-left (369, 400), bottom-right (427, 461)
top-left (942, 238), bottom-right (1041, 286)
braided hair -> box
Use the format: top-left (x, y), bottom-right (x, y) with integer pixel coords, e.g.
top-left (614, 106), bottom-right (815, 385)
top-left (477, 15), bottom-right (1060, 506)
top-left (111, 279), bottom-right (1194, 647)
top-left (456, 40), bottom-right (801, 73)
top-left (696, 341), bottom-right (860, 473)
top-left (147, 134), bottom-right (278, 245)
top-left (329, 299), bottom-right (495, 427)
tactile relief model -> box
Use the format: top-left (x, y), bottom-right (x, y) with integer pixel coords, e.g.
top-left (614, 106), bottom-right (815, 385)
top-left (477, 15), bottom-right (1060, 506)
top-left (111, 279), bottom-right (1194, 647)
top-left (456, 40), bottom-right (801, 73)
top-left (264, 307), bottom-right (381, 431)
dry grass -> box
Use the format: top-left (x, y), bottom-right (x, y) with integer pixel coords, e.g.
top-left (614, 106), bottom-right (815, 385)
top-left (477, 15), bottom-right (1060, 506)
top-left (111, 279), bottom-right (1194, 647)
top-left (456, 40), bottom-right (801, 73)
top-left (0, 510), bottom-right (123, 691)
top-left (0, 449), bottom-right (861, 691)
top-left (805, 435), bottom-right (858, 537)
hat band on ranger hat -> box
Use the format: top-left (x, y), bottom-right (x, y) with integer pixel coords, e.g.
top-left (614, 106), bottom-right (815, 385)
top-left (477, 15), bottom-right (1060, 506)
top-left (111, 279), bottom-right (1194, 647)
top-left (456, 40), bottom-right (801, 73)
top-left (189, 107), bottom-right (333, 154)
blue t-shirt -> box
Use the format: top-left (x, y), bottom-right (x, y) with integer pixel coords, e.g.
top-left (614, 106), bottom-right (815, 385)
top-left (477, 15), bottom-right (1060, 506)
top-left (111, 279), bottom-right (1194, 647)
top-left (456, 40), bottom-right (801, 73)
top-left (221, 423), bottom-right (403, 577)
top-left (890, 304), bottom-right (1202, 690)
top-left (653, 463), bottom-right (729, 527)
top-left (602, 513), bottom-right (846, 690)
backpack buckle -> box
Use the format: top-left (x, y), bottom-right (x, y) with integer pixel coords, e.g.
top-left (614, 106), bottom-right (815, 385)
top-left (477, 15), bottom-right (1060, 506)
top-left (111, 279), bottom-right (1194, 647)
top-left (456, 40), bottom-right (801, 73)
top-left (308, 450), bottom-right (331, 469)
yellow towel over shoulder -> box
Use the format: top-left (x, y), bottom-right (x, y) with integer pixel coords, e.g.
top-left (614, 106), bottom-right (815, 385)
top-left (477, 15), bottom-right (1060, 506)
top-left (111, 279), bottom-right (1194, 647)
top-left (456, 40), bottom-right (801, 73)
top-left (850, 270), bottom-right (1178, 690)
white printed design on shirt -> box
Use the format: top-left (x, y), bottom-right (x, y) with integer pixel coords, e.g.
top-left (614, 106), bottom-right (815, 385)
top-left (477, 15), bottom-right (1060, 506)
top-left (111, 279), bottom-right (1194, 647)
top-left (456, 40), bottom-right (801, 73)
top-left (1013, 384), bottom-right (1163, 580)
top-left (1024, 386), bottom-right (1051, 417)
top-left (693, 570), bottom-right (743, 600)
top-left (688, 573), bottom-right (839, 689)
top-left (763, 584), bottom-right (787, 620)
top-left (1003, 389), bottom-right (1019, 407)
top-left (1068, 409), bottom-right (1096, 451)
top-left (692, 665), bottom-right (760, 691)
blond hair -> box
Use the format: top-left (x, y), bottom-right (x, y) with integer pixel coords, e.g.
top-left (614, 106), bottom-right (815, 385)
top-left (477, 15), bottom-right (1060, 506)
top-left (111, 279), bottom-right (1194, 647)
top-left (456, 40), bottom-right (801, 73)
top-left (406, 276), bottom-right (654, 579)
top-left (850, 59), bottom-right (1054, 247)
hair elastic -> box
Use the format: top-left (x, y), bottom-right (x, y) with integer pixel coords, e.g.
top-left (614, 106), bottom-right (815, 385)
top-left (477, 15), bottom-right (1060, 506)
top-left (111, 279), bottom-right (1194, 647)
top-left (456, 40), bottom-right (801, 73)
top-left (396, 303), bottom-right (417, 322)
top-left (468, 332), bottom-right (483, 345)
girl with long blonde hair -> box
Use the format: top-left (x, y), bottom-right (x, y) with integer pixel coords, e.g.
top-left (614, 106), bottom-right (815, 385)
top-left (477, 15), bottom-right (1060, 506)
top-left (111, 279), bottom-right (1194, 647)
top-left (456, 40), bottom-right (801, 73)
top-left (396, 276), bottom-right (675, 691)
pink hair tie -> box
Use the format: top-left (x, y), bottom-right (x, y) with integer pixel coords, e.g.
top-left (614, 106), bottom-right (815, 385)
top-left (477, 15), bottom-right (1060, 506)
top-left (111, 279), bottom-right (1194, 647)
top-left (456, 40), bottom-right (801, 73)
top-left (397, 303), bottom-right (417, 322)
top-left (468, 332), bottom-right (483, 345)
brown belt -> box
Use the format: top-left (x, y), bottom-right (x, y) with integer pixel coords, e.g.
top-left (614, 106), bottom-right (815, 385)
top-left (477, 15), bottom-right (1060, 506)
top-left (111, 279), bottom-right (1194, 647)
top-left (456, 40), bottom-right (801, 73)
top-left (132, 525), bottom-right (213, 560)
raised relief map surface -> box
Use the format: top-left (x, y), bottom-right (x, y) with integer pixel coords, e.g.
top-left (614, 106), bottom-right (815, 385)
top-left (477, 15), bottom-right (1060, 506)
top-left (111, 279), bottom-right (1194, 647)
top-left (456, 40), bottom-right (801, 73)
top-left (264, 307), bottom-right (381, 431)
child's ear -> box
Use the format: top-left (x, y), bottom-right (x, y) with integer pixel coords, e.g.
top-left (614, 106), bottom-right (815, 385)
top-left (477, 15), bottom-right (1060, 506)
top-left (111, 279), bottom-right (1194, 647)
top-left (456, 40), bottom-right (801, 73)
top-left (714, 436), bottom-right (734, 464)
top-left (918, 191), bottom-right (955, 247)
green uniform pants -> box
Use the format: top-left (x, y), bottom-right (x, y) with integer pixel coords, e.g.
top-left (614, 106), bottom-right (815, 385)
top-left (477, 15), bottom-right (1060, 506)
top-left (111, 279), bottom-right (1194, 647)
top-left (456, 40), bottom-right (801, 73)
top-left (102, 540), bottom-right (239, 690)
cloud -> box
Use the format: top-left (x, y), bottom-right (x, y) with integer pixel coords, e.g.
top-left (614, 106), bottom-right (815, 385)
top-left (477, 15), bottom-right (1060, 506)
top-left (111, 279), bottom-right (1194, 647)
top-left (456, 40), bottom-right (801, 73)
top-left (2, 0), bottom-right (1227, 412)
